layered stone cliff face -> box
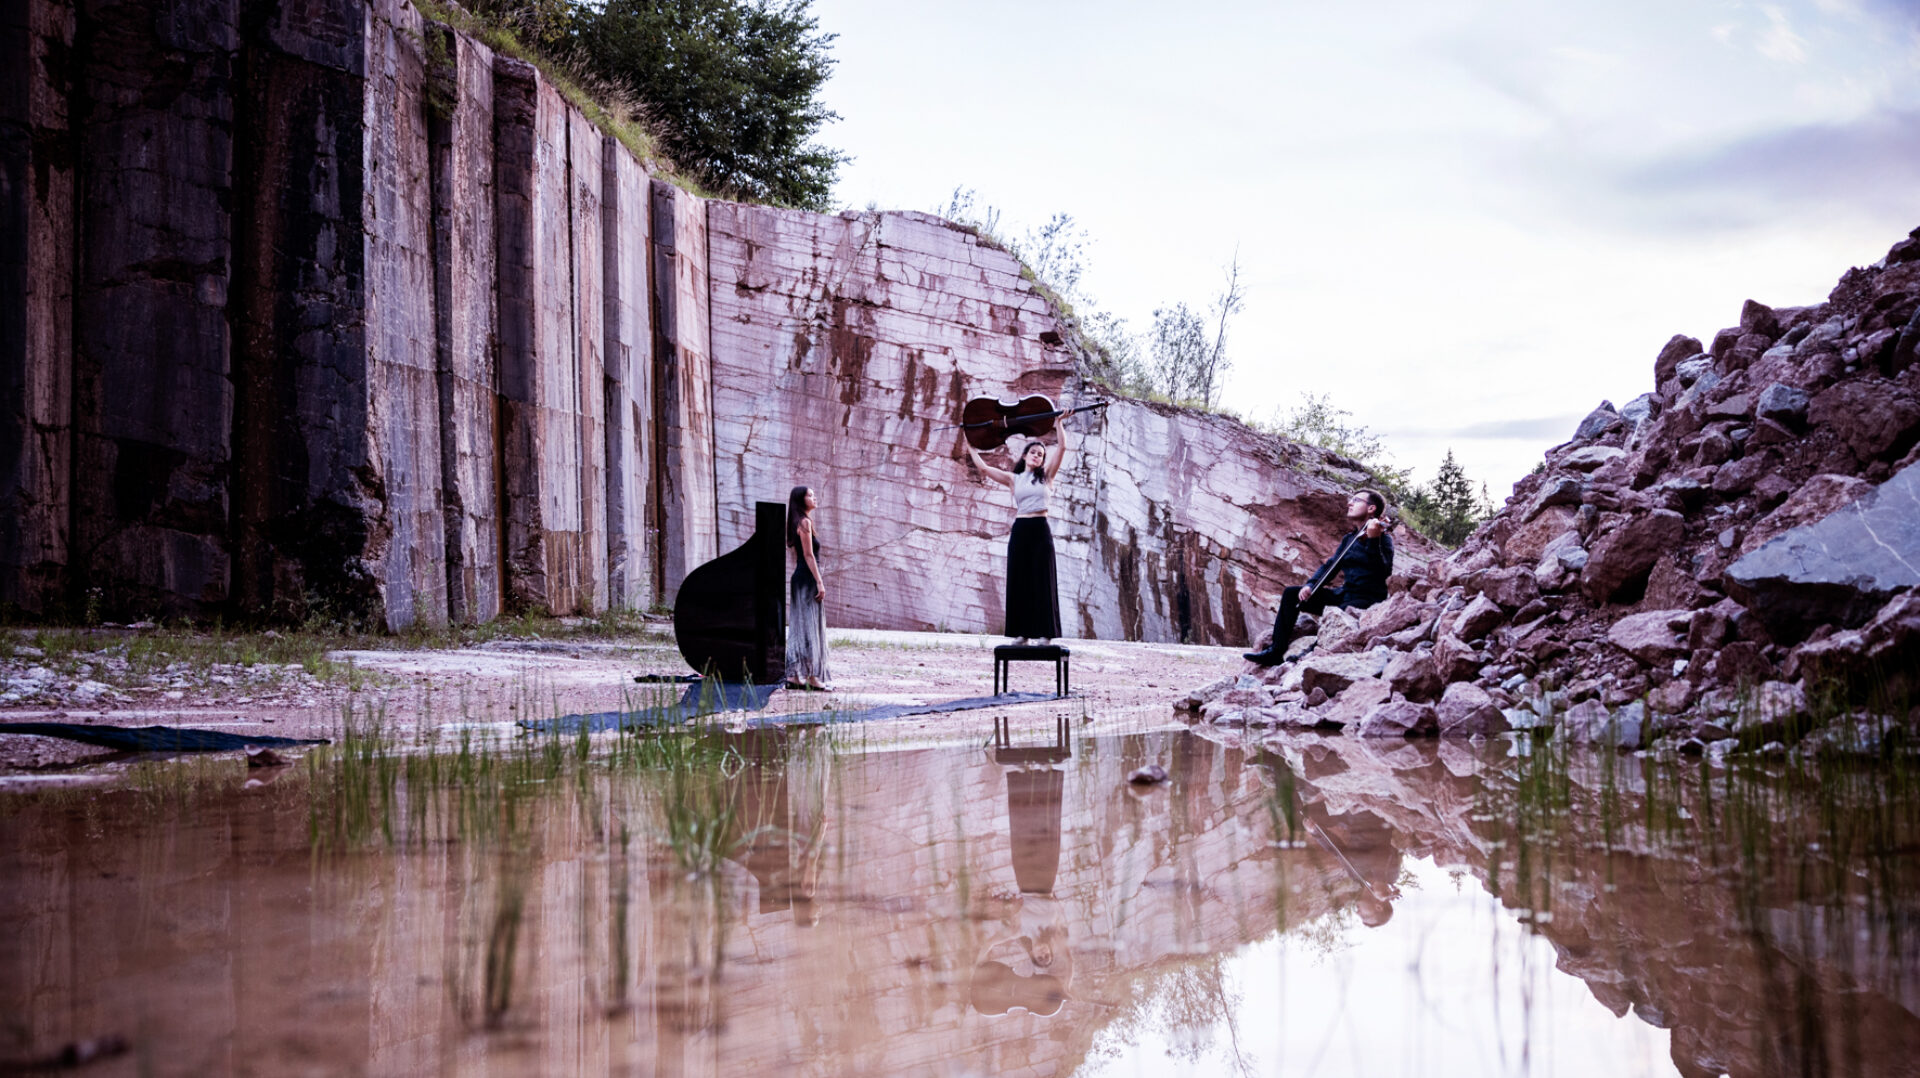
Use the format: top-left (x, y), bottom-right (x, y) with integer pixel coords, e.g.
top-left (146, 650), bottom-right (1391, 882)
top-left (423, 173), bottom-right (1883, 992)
top-left (1, 0), bottom-right (1390, 639)
top-left (707, 204), bottom-right (1425, 644)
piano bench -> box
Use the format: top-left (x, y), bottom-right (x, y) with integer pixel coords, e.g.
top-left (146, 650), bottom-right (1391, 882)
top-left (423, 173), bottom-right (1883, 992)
top-left (992, 644), bottom-right (1071, 698)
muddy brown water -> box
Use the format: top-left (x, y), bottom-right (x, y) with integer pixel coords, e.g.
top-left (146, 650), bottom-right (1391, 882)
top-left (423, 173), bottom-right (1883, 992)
top-left (3, 724), bottom-right (1918, 1077)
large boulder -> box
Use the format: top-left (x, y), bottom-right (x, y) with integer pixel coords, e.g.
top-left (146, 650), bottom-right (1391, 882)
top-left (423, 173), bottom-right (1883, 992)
top-left (1356, 700), bottom-right (1438, 738)
top-left (1808, 379), bottom-right (1920, 464)
top-left (1177, 675), bottom-right (1237, 712)
top-left (1320, 678), bottom-right (1393, 728)
top-left (1570, 403), bottom-right (1626, 443)
top-left (1316, 605), bottom-right (1364, 654)
top-left (1741, 473), bottom-right (1873, 552)
top-left (1384, 648), bottom-right (1441, 702)
top-left (1431, 633), bottom-right (1484, 682)
top-left (1653, 334), bottom-right (1704, 387)
top-left (1754, 383), bottom-right (1810, 427)
top-left (1534, 531), bottom-right (1588, 592)
top-left (1504, 506), bottom-right (1578, 564)
top-left (1561, 445), bottom-right (1626, 472)
top-left (1581, 509), bottom-right (1685, 604)
top-left (1451, 595), bottom-right (1505, 642)
top-left (1354, 593), bottom-right (1431, 642)
top-left (1712, 449), bottom-right (1779, 497)
top-left (1461, 565), bottom-right (1540, 610)
top-left (1724, 459), bottom-right (1920, 640)
top-left (1298, 651), bottom-right (1392, 698)
top-left (1436, 682), bottom-right (1510, 738)
top-left (1521, 478), bottom-right (1583, 523)
top-left (1606, 609), bottom-right (1692, 665)
top-left (1789, 593), bottom-right (1920, 698)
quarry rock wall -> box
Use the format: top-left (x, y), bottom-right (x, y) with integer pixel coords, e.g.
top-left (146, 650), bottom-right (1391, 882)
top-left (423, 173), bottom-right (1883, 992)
top-left (1, 0), bottom-right (1377, 641)
top-left (706, 203), bottom-right (1404, 644)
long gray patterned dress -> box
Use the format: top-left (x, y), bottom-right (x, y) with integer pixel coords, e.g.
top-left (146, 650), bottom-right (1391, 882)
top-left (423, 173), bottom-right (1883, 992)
top-left (786, 532), bottom-right (830, 682)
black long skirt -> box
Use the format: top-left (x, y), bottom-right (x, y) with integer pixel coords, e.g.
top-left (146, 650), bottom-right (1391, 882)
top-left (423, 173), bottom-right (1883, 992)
top-left (1005, 517), bottom-right (1062, 639)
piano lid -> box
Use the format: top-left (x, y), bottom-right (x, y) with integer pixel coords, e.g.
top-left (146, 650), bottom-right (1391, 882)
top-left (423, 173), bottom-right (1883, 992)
top-left (673, 501), bottom-right (788, 685)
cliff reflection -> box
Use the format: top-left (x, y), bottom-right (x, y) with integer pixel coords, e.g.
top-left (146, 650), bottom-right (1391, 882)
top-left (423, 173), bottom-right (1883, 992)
top-left (0, 724), bottom-right (1357, 1076)
top-left (3, 723), bottom-right (1916, 1076)
top-left (977, 716), bottom-right (1074, 1018)
top-left (1262, 731), bottom-right (1920, 1078)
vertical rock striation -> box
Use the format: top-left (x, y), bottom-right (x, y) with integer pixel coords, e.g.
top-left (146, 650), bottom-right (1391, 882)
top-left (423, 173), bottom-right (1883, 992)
top-left (426, 23), bottom-right (501, 624)
top-left (363, 0), bottom-right (447, 629)
top-left (0, 0), bottom-right (76, 614)
top-left (601, 137), bottom-right (653, 610)
top-left (73, 0), bottom-right (239, 618)
top-left (230, 0), bottom-right (375, 624)
top-left (493, 59), bottom-right (608, 616)
top-left (651, 178), bottom-right (716, 605)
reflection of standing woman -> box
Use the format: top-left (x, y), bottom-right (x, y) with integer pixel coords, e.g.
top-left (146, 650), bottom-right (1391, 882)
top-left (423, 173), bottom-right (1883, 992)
top-left (966, 416), bottom-right (1076, 645)
top-left (785, 485), bottom-right (831, 690)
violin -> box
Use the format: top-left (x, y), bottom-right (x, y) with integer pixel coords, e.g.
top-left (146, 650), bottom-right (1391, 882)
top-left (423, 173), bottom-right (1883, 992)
top-left (946, 394), bottom-right (1111, 452)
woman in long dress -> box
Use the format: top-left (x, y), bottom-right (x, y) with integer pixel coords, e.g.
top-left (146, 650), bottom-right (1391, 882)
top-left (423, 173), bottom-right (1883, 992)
top-left (785, 485), bottom-right (831, 690)
top-left (965, 416), bottom-right (1076, 645)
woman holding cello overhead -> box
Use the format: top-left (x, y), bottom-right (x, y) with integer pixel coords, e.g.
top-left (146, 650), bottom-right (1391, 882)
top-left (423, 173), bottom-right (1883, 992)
top-left (965, 405), bottom-right (1085, 645)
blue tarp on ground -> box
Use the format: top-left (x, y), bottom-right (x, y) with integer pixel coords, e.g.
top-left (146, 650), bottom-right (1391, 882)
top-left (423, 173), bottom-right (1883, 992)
top-left (0, 723), bottom-right (328, 753)
top-left (522, 690), bottom-right (1060, 735)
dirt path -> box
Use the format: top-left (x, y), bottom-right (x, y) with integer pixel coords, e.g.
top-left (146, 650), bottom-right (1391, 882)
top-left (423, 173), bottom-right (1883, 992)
top-left (0, 625), bottom-right (1238, 774)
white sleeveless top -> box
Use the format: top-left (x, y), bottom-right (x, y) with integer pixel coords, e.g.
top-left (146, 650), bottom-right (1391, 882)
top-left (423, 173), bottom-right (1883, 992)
top-left (1014, 475), bottom-right (1050, 514)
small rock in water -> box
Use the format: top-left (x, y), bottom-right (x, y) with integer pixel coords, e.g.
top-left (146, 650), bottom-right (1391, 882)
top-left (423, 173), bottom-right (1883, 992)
top-left (246, 746), bottom-right (289, 769)
top-left (1127, 764), bottom-right (1169, 785)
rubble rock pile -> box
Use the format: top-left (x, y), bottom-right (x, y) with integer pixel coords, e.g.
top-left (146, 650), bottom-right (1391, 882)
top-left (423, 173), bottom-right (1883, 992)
top-left (1181, 227), bottom-right (1920, 751)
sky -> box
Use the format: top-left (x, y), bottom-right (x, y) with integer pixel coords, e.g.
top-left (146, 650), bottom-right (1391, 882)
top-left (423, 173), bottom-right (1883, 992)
top-left (807, 0), bottom-right (1920, 496)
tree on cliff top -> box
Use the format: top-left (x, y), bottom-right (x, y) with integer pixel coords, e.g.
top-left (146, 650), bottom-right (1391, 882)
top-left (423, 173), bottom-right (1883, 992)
top-left (571, 0), bottom-right (845, 209)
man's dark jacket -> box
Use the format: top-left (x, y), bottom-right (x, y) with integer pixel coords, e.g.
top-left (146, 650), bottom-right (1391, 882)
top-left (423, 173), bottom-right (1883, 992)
top-left (1311, 529), bottom-right (1394, 606)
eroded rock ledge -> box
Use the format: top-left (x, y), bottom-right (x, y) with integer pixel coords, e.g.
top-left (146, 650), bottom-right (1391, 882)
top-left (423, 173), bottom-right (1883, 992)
top-left (1183, 227), bottom-right (1920, 745)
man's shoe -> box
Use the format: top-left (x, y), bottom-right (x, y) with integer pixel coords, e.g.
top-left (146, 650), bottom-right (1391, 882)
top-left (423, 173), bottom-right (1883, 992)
top-left (1242, 650), bottom-right (1280, 666)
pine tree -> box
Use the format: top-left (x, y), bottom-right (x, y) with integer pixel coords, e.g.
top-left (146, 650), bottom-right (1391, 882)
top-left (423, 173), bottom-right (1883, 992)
top-left (571, 0), bottom-right (845, 209)
top-left (1426, 449), bottom-right (1481, 547)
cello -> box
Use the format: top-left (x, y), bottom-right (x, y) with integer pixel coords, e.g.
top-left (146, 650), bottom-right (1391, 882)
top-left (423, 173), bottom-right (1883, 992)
top-left (945, 394), bottom-right (1110, 452)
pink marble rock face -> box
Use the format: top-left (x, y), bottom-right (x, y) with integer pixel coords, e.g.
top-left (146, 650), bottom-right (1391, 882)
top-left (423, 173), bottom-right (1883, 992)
top-left (707, 204), bottom-right (1392, 645)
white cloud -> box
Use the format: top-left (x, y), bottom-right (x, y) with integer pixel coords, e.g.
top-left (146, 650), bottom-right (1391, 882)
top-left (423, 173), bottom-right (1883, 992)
top-left (812, 0), bottom-right (1920, 488)
top-left (1758, 5), bottom-right (1812, 62)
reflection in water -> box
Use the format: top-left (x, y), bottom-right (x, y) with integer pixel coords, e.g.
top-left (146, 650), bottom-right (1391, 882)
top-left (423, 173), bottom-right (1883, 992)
top-left (1301, 801), bottom-right (1401, 928)
top-left (978, 716), bottom-right (1074, 1018)
top-left (1, 722), bottom-right (1917, 1076)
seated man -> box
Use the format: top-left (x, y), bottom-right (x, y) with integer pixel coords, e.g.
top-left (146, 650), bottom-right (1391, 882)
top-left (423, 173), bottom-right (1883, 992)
top-left (1244, 490), bottom-right (1393, 666)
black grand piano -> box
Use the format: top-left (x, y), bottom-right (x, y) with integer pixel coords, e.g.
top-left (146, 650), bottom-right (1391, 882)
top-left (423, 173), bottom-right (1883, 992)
top-left (673, 501), bottom-right (787, 685)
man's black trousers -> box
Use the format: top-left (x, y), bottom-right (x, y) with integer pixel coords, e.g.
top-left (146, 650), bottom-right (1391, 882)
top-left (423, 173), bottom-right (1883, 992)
top-left (1264, 585), bottom-right (1378, 658)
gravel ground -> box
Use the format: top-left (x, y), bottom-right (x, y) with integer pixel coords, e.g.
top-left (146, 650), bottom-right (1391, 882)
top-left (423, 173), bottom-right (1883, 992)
top-left (0, 624), bottom-right (1239, 777)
